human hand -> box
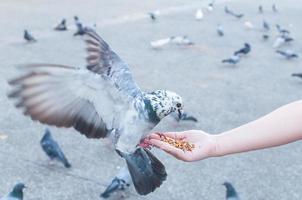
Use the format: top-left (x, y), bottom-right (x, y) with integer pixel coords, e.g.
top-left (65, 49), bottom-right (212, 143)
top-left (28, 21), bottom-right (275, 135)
top-left (147, 130), bottom-right (218, 162)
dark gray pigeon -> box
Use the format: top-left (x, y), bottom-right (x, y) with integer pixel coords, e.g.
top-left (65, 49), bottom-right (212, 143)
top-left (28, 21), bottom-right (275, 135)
top-left (292, 73), bottom-right (302, 79)
top-left (222, 55), bottom-right (240, 64)
top-left (224, 6), bottom-right (243, 19)
top-left (0, 183), bottom-right (25, 200)
top-left (262, 34), bottom-right (269, 40)
top-left (24, 30), bottom-right (36, 42)
top-left (276, 50), bottom-right (298, 59)
top-left (263, 20), bottom-right (270, 31)
top-left (223, 182), bottom-right (240, 200)
top-left (40, 129), bottom-right (71, 168)
top-left (54, 19), bottom-right (67, 31)
top-left (8, 29), bottom-right (186, 196)
top-left (217, 24), bottom-right (224, 36)
top-left (100, 167), bottom-right (131, 199)
top-left (234, 43), bottom-right (251, 56)
top-left (73, 16), bottom-right (86, 36)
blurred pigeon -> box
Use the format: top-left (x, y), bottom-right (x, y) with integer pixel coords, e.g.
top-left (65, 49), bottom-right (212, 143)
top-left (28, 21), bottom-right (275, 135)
top-left (40, 129), bottom-right (71, 168)
top-left (272, 4), bottom-right (278, 12)
top-left (73, 16), bottom-right (86, 36)
top-left (0, 183), bottom-right (25, 200)
top-left (217, 24), bottom-right (224, 36)
top-left (171, 112), bottom-right (198, 122)
top-left (276, 24), bottom-right (290, 35)
top-left (222, 55), bottom-right (240, 64)
top-left (234, 43), bottom-right (251, 56)
top-left (23, 30), bottom-right (36, 42)
top-left (273, 36), bottom-right (293, 48)
top-left (224, 6), bottom-right (243, 19)
top-left (207, 3), bottom-right (214, 12)
top-left (258, 5), bottom-right (263, 14)
top-left (276, 50), bottom-right (298, 59)
top-left (244, 21), bottom-right (254, 29)
top-left (171, 36), bottom-right (194, 46)
top-left (54, 19), bottom-right (67, 31)
top-left (223, 182), bottom-right (240, 200)
top-left (195, 9), bottom-right (204, 20)
top-left (100, 167), bottom-right (131, 199)
top-left (262, 34), bottom-right (269, 40)
top-left (292, 73), bottom-right (302, 79)
top-left (263, 20), bottom-right (270, 31)
top-left (150, 37), bottom-right (171, 49)
top-left (8, 29), bottom-right (186, 196)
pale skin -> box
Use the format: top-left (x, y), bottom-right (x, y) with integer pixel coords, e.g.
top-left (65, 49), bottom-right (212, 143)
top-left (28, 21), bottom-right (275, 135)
top-left (147, 100), bottom-right (302, 162)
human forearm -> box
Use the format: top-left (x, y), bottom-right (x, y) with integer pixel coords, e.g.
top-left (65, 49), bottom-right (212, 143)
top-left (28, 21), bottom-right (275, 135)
top-left (214, 101), bottom-right (302, 156)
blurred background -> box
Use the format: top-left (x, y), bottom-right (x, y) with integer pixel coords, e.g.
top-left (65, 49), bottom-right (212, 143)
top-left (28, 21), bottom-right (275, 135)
top-left (0, 0), bottom-right (302, 199)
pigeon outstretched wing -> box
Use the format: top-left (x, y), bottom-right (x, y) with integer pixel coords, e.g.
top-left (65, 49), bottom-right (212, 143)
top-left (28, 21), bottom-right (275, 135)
top-left (84, 30), bottom-right (142, 100)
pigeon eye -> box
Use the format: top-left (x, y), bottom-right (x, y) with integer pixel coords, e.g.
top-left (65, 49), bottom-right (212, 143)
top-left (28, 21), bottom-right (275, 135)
top-left (176, 103), bottom-right (182, 108)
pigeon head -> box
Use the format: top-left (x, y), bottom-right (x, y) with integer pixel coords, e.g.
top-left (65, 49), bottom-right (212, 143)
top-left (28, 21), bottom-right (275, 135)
top-left (10, 183), bottom-right (25, 198)
top-left (144, 90), bottom-right (183, 123)
top-left (42, 129), bottom-right (52, 140)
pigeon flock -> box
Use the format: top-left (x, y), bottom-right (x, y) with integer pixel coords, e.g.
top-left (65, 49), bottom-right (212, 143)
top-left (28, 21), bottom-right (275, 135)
top-left (2, 1), bottom-right (300, 200)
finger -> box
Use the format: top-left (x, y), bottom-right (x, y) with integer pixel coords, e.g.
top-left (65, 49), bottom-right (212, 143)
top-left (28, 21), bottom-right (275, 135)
top-left (160, 131), bottom-right (186, 140)
top-left (149, 139), bottom-right (185, 159)
top-left (148, 133), bottom-right (162, 140)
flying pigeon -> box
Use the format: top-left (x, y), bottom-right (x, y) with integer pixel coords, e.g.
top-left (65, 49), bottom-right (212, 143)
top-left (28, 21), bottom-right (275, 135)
top-left (292, 73), bottom-right (302, 79)
top-left (23, 30), bottom-right (36, 42)
top-left (276, 50), bottom-right (298, 59)
top-left (223, 182), bottom-right (240, 200)
top-left (263, 20), bottom-right (270, 31)
top-left (273, 36), bottom-right (293, 48)
top-left (195, 9), bottom-right (204, 21)
top-left (40, 129), bottom-right (71, 168)
top-left (234, 43), bottom-right (251, 56)
top-left (217, 24), bottom-right (224, 36)
top-left (54, 19), bottom-right (68, 31)
top-left (0, 183), bottom-right (26, 200)
top-left (272, 4), bottom-right (278, 12)
top-left (258, 5), bottom-right (263, 14)
top-left (222, 55), bottom-right (240, 65)
top-left (170, 36), bottom-right (194, 46)
top-left (8, 29), bottom-right (186, 196)
top-left (100, 167), bottom-right (131, 198)
top-left (150, 37), bottom-right (171, 49)
top-left (276, 24), bottom-right (290, 35)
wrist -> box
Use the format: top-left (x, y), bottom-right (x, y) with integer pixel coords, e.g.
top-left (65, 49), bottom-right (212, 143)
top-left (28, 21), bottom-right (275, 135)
top-left (210, 134), bottom-right (225, 157)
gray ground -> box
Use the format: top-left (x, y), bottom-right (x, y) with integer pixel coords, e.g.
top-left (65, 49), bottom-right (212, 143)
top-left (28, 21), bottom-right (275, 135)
top-left (1, 0), bottom-right (302, 199)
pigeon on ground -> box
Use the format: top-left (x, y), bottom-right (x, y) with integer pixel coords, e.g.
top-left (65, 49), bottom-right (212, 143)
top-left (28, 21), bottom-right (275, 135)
top-left (54, 19), bottom-right (68, 31)
top-left (262, 34), bottom-right (269, 40)
top-left (207, 2), bottom-right (214, 12)
top-left (8, 29), bottom-right (187, 196)
top-left (217, 24), bottom-right (224, 36)
top-left (148, 10), bottom-right (159, 21)
top-left (272, 4), bottom-right (278, 12)
top-left (195, 9), bottom-right (204, 21)
top-left (276, 24), bottom-right (290, 35)
top-left (0, 183), bottom-right (26, 200)
top-left (276, 50), bottom-right (298, 59)
top-left (24, 30), bottom-right (36, 42)
top-left (244, 21), bottom-right (254, 30)
top-left (170, 36), bottom-right (194, 46)
top-left (150, 37), bottom-right (171, 49)
top-left (273, 35), bottom-right (293, 48)
top-left (234, 43), bottom-right (251, 56)
top-left (223, 182), bottom-right (240, 200)
top-left (40, 129), bottom-right (71, 168)
top-left (263, 20), bottom-right (270, 31)
top-left (100, 167), bottom-right (131, 199)
top-left (258, 5), bottom-right (263, 14)
top-left (222, 55), bottom-right (240, 65)
top-left (292, 73), bottom-right (302, 79)
top-left (224, 6), bottom-right (243, 19)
